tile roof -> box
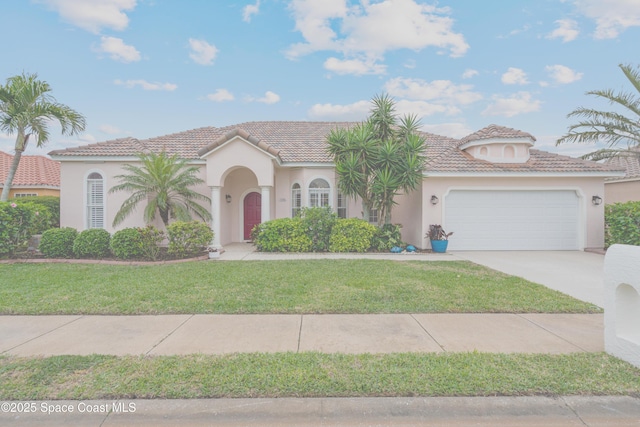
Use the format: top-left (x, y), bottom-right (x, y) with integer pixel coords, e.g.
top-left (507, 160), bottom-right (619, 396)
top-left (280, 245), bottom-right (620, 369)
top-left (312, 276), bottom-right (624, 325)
top-left (0, 151), bottom-right (60, 187)
top-left (604, 148), bottom-right (640, 181)
top-left (48, 121), bottom-right (621, 175)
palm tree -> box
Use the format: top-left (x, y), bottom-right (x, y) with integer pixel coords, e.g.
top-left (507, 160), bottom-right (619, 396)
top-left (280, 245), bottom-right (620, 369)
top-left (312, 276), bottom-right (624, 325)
top-left (0, 73), bottom-right (86, 201)
top-left (557, 63), bottom-right (640, 161)
top-left (327, 94), bottom-right (427, 225)
top-left (110, 151), bottom-right (211, 227)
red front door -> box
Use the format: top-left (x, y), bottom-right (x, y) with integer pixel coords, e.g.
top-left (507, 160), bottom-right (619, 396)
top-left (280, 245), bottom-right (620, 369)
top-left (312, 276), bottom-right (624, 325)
top-left (244, 192), bottom-right (262, 240)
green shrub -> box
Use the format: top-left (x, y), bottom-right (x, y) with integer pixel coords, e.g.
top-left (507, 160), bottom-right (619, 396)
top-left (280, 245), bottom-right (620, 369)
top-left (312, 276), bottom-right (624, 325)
top-left (0, 202), bottom-right (36, 256)
top-left (73, 229), bottom-right (111, 258)
top-left (371, 223), bottom-right (404, 251)
top-left (167, 221), bottom-right (213, 258)
top-left (10, 196), bottom-right (60, 228)
top-left (138, 225), bottom-right (165, 261)
top-left (299, 207), bottom-right (337, 252)
top-left (39, 227), bottom-right (78, 258)
top-left (110, 228), bottom-right (145, 260)
top-left (329, 218), bottom-right (378, 252)
top-left (251, 218), bottom-right (312, 252)
top-left (605, 201), bottom-right (640, 248)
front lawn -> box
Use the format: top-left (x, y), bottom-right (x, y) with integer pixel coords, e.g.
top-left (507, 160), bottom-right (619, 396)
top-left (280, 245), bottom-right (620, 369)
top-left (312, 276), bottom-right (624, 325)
top-left (0, 260), bottom-right (598, 314)
top-left (1, 353), bottom-right (638, 399)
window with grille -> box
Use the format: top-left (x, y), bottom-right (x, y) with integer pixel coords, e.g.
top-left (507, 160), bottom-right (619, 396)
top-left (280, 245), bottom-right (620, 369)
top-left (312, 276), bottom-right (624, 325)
top-left (291, 183), bottom-right (301, 217)
top-left (368, 208), bottom-right (379, 224)
top-left (308, 178), bottom-right (330, 208)
top-left (14, 193), bottom-right (38, 197)
top-left (86, 172), bottom-right (104, 229)
top-left (337, 191), bottom-right (347, 218)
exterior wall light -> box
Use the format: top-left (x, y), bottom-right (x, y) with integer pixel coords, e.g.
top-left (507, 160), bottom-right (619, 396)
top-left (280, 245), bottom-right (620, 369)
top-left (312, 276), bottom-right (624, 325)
top-left (430, 195), bottom-right (439, 205)
top-left (592, 195), bottom-right (602, 206)
top-left (225, 194), bottom-right (232, 204)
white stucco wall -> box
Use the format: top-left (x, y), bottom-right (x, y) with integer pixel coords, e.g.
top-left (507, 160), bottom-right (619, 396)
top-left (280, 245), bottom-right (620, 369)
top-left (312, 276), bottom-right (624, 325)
top-left (605, 180), bottom-right (640, 204)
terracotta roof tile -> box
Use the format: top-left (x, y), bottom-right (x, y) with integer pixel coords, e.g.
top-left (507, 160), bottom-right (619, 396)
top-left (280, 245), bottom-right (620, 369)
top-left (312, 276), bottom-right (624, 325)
top-left (459, 124), bottom-right (535, 146)
top-left (605, 148), bottom-right (640, 180)
top-left (0, 151), bottom-right (60, 187)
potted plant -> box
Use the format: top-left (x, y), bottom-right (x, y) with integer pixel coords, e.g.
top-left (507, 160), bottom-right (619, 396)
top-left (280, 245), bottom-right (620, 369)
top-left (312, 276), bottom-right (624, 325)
top-left (426, 224), bottom-right (453, 253)
top-left (207, 246), bottom-right (220, 259)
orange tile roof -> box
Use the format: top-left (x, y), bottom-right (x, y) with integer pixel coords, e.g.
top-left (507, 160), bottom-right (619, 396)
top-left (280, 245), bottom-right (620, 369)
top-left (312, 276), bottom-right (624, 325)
top-left (0, 151), bottom-right (60, 188)
top-left (48, 121), bottom-right (623, 175)
top-left (605, 148), bottom-right (640, 181)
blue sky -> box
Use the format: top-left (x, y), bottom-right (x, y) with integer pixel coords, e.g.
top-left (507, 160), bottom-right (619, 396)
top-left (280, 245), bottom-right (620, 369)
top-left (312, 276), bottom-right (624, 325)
top-left (1, 0), bottom-right (639, 158)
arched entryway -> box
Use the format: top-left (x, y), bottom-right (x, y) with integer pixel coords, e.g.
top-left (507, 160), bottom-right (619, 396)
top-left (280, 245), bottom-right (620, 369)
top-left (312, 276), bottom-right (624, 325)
top-left (243, 192), bottom-right (262, 240)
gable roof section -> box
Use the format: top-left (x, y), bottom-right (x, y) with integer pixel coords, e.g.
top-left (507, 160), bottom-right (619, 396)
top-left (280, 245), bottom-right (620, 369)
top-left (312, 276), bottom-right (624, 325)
top-left (0, 151), bottom-right (60, 188)
top-left (604, 148), bottom-right (640, 181)
top-left (48, 121), bottom-right (622, 175)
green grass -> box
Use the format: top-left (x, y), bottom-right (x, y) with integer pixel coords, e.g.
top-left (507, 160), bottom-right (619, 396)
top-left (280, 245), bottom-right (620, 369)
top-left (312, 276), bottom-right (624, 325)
top-left (1, 353), bottom-right (638, 399)
top-left (0, 260), bottom-right (599, 314)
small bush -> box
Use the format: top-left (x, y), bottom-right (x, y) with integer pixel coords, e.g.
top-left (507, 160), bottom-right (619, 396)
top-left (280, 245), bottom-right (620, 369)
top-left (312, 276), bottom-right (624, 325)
top-left (110, 228), bottom-right (145, 260)
top-left (605, 201), bottom-right (640, 248)
top-left (19, 203), bottom-right (54, 235)
top-left (40, 227), bottom-right (78, 258)
top-left (138, 225), bottom-right (165, 261)
top-left (252, 218), bottom-right (312, 252)
top-left (10, 196), bottom-right (60, 228)
top-left (329, 218), bottom-right (378, 252)
top-left (371, 223), bottom-right (404, 251)
top-left (73, 229), bottom-right (111, 258)
top-left (167, 221), bottom-right (213, 258)
top-left (0, 202), bottom-right (36, 256)
top-left (299, 207), bottom-right (337, 252)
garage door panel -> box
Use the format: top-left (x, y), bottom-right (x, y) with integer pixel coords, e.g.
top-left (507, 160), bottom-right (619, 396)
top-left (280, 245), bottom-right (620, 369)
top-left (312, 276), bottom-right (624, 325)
top-left (444, 190), bottom-right (579, 251)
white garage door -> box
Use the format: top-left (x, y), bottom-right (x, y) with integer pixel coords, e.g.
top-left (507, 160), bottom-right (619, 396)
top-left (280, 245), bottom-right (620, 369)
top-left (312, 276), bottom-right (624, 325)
top-left (444, 190), bottom-right (580, 250)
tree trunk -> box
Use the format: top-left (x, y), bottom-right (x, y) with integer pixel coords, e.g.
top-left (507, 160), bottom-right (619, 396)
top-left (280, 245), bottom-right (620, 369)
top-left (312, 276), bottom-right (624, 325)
top-left (0, 133), bottom-right (29, 202)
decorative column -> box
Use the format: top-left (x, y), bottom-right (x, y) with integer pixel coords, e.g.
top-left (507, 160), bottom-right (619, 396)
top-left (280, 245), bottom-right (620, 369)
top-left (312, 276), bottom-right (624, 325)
top-left (210, 186), bottom-right (222, 249)
top-left (260, 186), bottom-right (271, 223)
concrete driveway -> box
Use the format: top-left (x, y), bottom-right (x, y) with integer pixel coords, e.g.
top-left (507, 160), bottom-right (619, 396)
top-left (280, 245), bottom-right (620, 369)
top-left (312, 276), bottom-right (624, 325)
top-left (452, 251), bottom-right (605, 308)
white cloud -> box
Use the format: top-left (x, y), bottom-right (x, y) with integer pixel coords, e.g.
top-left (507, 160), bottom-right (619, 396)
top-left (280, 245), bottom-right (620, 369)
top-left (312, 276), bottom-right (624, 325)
top-left (207, 89), bottom-right (235, 102)
top-left (256, 91), bottom-right (281, 104)
top-left (99, 124), bottom-right (122, 135)
top-left (462, 69), bottom-right (478, 79)
top-left (545, 64), bottom-right (583, 84)
top-left (37, 0), bottom-right (136, 33)
top-left (308, 100), bottom-right (370, 121)
top-left (384, 77), bottom-right (482, 107)
top-left (286, 0), bottom-right (468, 75)
top-left (324, 57), bottom-right (386, 75)
top-left (188, 38), bottom-right (218, 65)
top-left (97, 36), bottom-right (141, 62)
top-left (547, 19), bottom-right (579, 42)
top-left (574, 0), bottom-right (640, 39)
top-left (482, 92), bottom-right (542, 117)
top-left (243, 0), bottom-right (261, 22)
top-left (114, 79), bottom-right (177, 91)
top-left (501, 67), bottom-right (529, 85)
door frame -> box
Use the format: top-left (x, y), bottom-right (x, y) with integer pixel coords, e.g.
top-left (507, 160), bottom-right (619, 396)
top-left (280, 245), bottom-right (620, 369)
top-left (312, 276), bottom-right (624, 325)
top-left (239, 188), bottom-right (261, 242)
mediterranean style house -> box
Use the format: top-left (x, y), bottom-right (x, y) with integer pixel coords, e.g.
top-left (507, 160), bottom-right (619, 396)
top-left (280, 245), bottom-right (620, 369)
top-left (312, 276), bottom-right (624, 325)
top-left (0, 151), bottom-right (61, 198)
top-left (48, 122), bottom-right (624, 251)
top-left (604, 148), bottom-right (640, 204)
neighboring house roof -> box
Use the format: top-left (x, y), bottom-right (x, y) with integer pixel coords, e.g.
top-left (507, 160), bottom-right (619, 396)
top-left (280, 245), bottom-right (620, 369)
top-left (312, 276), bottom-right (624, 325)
top-left (48, 121), bottom-right (623, 175)
top-left (604, 148), bottom-right (640, 181)
top-left (0, 151), bottom-right (60, 188)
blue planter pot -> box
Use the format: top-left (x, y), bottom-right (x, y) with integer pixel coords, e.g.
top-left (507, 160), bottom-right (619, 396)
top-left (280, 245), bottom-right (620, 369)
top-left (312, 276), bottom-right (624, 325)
top-left (430, 240), bottom-right (449, 253)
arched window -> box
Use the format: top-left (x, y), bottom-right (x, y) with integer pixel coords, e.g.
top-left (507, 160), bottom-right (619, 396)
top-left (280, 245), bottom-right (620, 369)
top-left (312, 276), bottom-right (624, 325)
top-left (291, 183), bottom-right (301, 217)
top-left (86, 172), bottom-right (105, 229)
top-left (504, 145), bottom-right (516, 159)
top-left (308, 178), bottom-right (330, 208)
top-left (479, 146), bottom-right (488, 156)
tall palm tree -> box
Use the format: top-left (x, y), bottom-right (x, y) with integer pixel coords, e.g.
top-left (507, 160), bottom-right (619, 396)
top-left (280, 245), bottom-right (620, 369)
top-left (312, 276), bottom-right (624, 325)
top-left (557, 63), bottom-right (640, 161)
top-left (327, 93), bottom-right (427, 225)
top-left (0, 73), bottom-right (86, 201)
top-left (110, 151), bottom-right (211, 227)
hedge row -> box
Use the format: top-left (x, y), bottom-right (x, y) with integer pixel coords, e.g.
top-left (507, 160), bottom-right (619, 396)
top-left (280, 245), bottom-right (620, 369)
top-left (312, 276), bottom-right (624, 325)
top-left (605, 201), bottom-right (640, 248)
top-left (38, 221), bottom-right (213, 260)
top-left (251, 207), bottom-right (401, 253)
top-left (0, 200), bottom-right (57, 257)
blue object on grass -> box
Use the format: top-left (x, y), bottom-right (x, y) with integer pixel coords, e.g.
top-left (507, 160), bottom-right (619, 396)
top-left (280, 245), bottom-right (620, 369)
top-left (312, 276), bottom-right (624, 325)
top-left (390, 246), bottom-right (403, 253)
top-left (405, 245), bottom-right (416, 252)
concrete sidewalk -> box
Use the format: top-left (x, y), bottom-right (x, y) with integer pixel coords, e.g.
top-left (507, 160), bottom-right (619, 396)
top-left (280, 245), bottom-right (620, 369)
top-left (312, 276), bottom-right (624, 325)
top-left (1, 313), bottom-right (603, 356)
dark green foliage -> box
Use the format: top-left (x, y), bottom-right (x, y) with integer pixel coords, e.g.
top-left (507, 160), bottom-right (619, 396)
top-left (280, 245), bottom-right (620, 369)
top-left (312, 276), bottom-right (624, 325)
top-left (138, 225), bottom-right (165, 261)
top-left (0, 201), bottom-right (36, 256)
top-left (110, 228), bottom-right (145, 260)
top-left (329, 218), bottom-right (378, 252)
top-left (39, 227), bottom-right (78, 258)
top-left (10, 196), bottom-right (60, 228)
top-left (73, 229), bottom-right (111, 258)
top-left (299, 207), bottom-right (337, 252)
top-left (605, 201), bottom-right (640, 247)
top-left (371, 223), bottom-right (404, 251)
top-left (167, 221), bottom-right (213, 258)
top-left (251, 218), bottom-right (312, 252)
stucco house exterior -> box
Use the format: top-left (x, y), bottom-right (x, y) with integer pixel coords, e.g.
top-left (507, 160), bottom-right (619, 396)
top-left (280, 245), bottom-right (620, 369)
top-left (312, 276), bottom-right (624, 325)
top-left (604, 149), bottom-right (640, 204)
top-left (0, 151), bottom-right (61, 198)
top-left (48, 122), bottom-right (624, 251)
